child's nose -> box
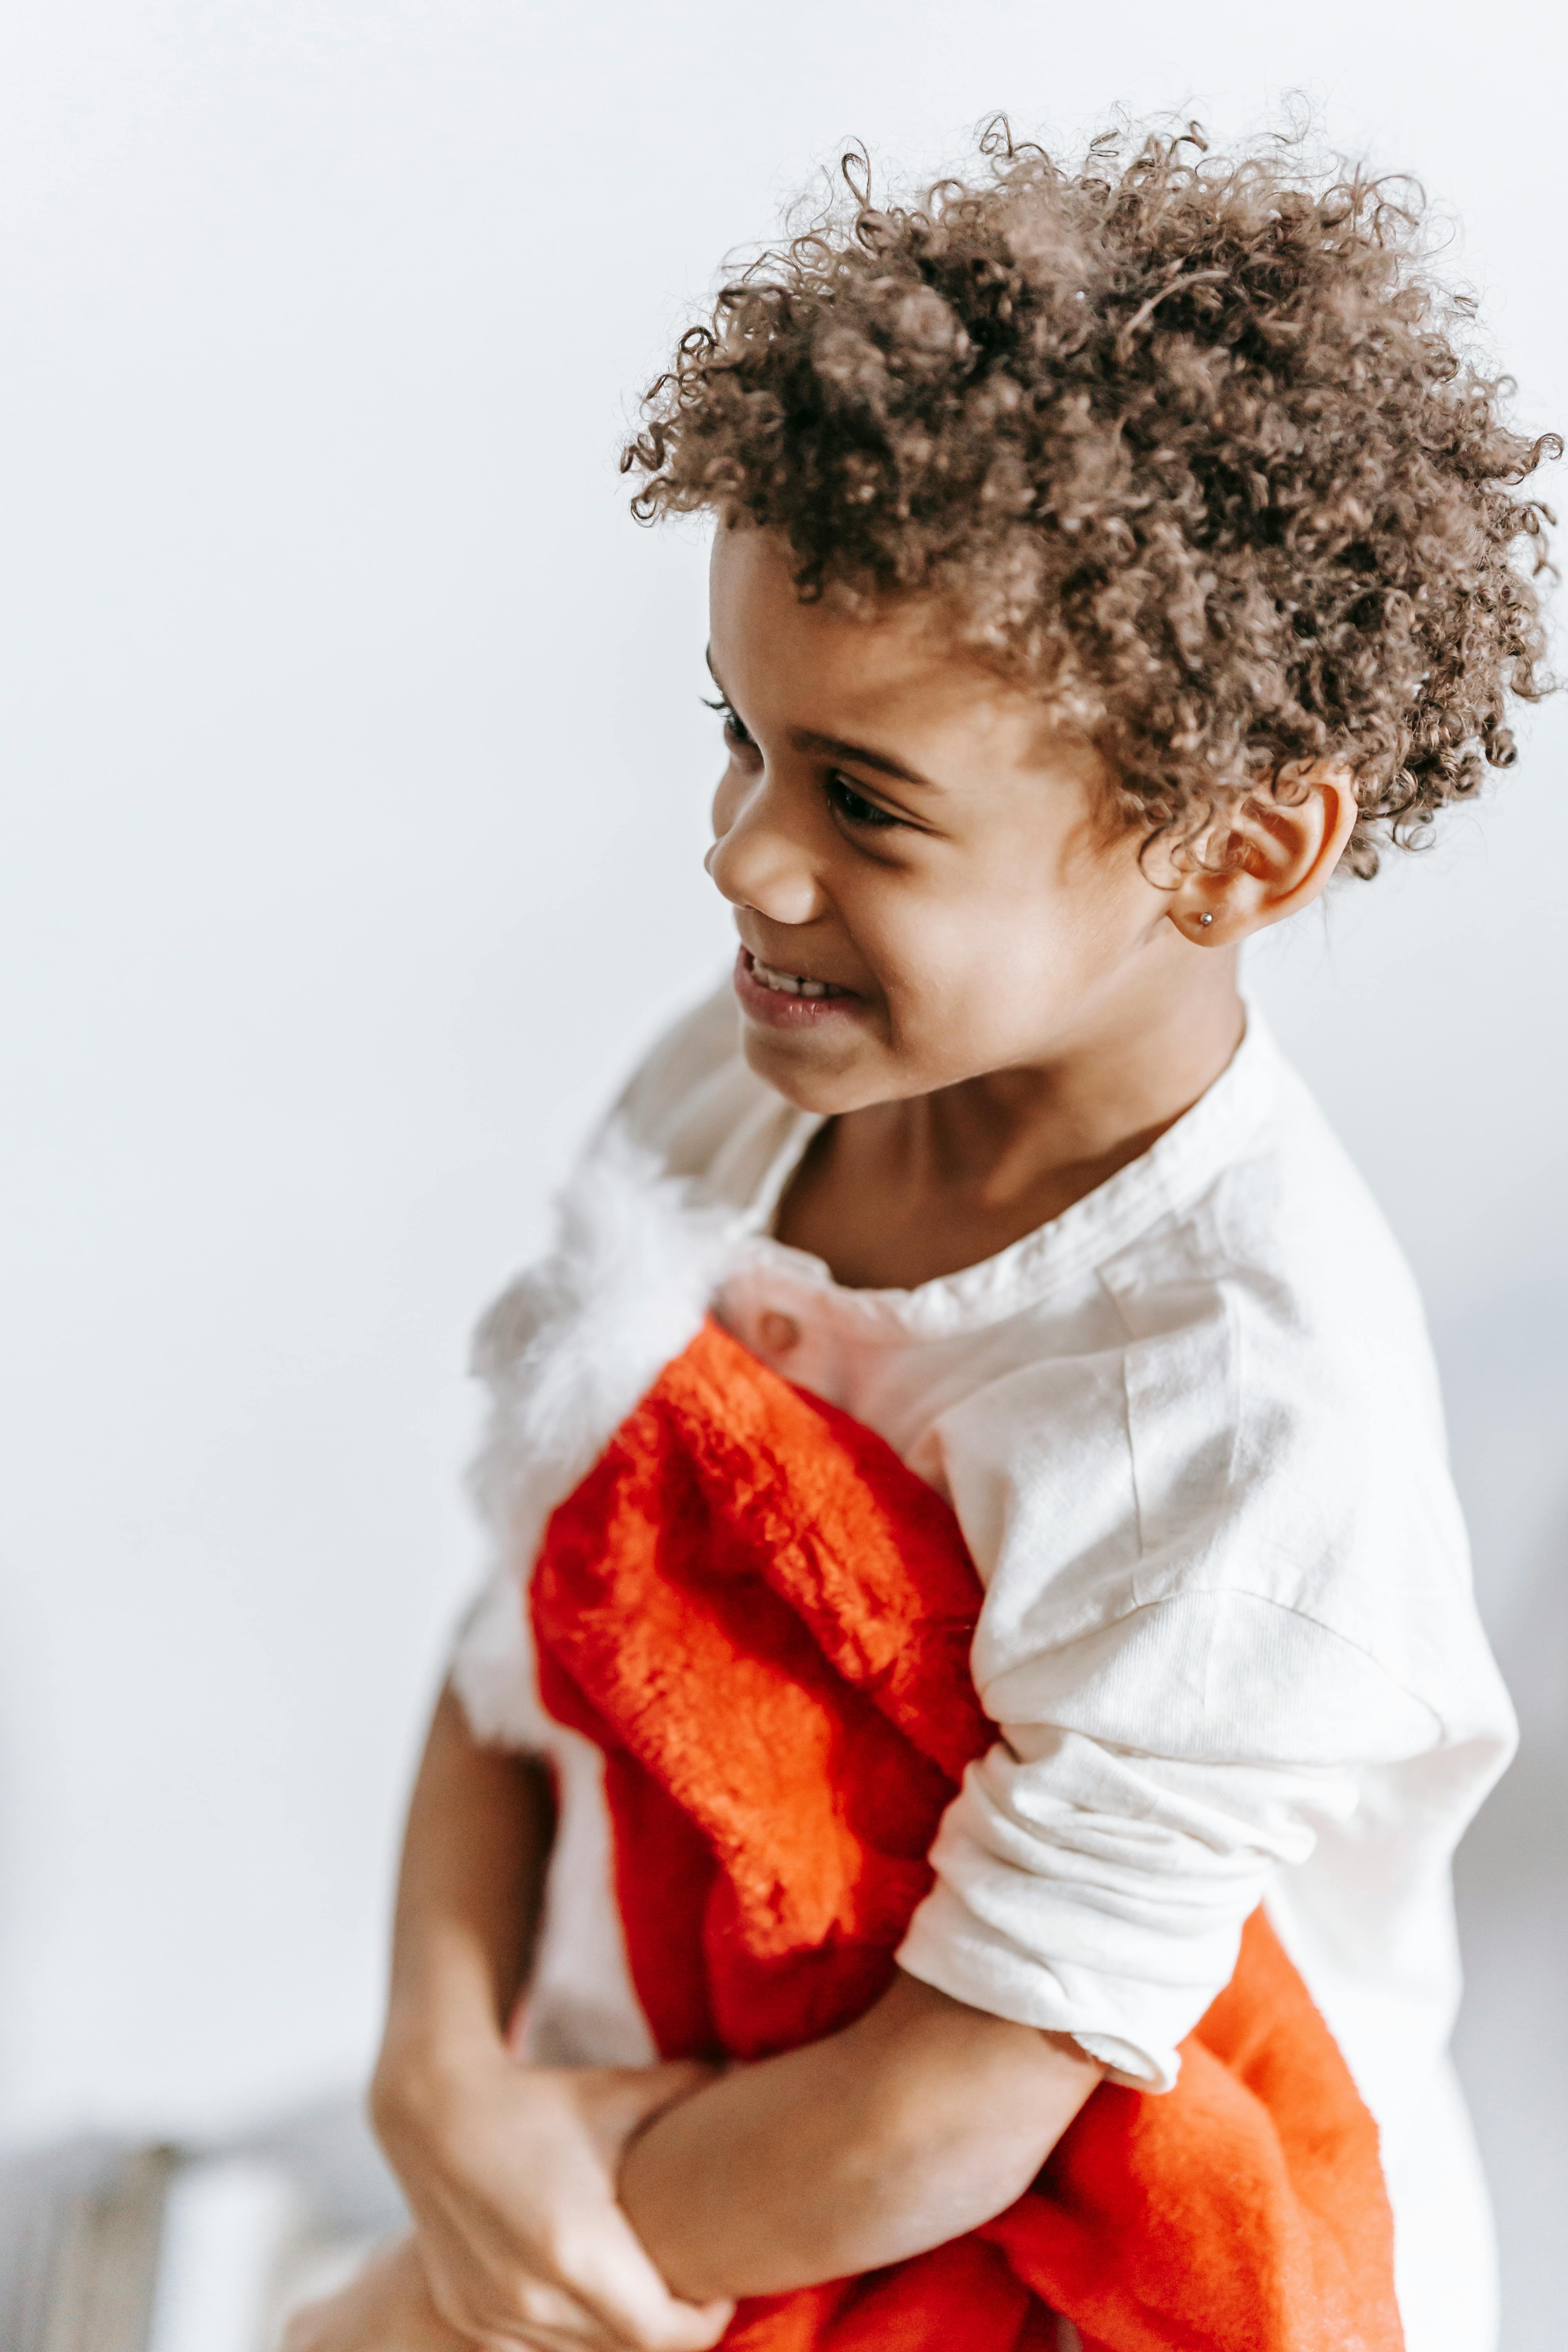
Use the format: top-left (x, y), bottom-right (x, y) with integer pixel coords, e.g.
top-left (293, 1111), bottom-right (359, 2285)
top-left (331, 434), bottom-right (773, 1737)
top-left (706, 789), bottom-right (826, 929)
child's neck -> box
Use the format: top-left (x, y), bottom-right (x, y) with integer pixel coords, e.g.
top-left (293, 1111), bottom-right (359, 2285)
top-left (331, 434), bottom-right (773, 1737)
top-left (775, 960), bottom-right (1246, 1291)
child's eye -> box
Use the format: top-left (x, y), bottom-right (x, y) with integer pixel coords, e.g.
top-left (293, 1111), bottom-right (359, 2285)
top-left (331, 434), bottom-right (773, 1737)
top-left (827, 773), bottom-right (902, 829)
top-left (703, 693), bottom-right (754, 750)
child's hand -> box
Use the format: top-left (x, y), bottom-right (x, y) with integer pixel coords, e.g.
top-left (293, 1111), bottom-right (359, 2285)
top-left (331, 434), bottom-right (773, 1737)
top-left (373, 2043), bottom-right (735, 2350)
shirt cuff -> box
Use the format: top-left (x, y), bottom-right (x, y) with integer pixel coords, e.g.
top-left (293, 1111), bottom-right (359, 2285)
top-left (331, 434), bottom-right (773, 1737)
top-left (895, 1731), bottom-right (1336, 2091)
top-left (897, 1880), bottom-right (1187, 2090)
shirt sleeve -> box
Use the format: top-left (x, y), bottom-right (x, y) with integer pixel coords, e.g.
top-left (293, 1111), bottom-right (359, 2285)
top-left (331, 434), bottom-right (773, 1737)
top-left (894, 1356), bottom-right (1444, 2091)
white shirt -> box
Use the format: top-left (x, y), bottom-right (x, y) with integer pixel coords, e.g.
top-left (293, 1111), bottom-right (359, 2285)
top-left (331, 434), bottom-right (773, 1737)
top-left (453, 984), bottom-right (1515, 2352)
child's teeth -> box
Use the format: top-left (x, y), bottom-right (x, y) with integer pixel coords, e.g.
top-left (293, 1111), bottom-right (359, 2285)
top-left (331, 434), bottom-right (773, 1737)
top-left (755, 957), bottom-right (832, 998)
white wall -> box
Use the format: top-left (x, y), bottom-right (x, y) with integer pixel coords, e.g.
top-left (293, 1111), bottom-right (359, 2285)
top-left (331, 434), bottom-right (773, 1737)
top-left (2, 0), bottom-right (1564, 2341)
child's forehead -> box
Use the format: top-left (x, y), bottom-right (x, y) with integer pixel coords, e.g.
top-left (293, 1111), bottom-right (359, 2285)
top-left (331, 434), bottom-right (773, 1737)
top-left (710, 526), bottom-right (992, 706)
top-left (709, 531), bottom-right (1089, 795)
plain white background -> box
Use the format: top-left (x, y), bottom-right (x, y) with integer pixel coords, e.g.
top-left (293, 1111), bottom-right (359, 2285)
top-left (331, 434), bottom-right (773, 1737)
top-left (2, 2), bottom-right (1564, 2343)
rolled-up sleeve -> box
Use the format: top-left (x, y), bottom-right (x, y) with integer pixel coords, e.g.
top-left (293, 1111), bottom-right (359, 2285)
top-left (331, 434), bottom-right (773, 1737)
top-left (895, 1357), bottom-right (1445, 2089)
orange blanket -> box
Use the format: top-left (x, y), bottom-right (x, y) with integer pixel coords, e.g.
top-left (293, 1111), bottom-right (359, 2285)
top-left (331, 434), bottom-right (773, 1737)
top-left (529, 1318), bottom-right (1403, 2352)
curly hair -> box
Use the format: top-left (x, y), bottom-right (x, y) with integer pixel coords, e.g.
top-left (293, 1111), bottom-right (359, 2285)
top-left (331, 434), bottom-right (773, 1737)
top-left (623, 119), bottom-right (1559, 877)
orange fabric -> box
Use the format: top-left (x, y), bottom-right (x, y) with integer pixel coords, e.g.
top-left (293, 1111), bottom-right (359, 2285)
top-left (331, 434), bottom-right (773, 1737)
top-left (531, 1318), bottom-right (1404, 2352)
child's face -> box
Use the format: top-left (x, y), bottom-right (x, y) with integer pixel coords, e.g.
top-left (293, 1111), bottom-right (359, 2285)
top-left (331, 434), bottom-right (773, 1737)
top-left (706, 526), bottom-right (1216, 1116)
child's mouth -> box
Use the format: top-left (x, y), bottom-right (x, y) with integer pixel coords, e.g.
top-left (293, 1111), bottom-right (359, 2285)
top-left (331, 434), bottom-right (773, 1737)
top-left (733, 947), bottom-right (860, 1028)
top-left (747, 950), bottom-right (849, 1000)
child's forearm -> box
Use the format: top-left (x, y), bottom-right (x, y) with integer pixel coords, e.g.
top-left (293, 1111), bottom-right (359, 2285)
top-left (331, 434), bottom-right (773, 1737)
top-left (368, 1693), bottom-right (732, 2352)
top-left (617, 1969), bottom-right (1102, 2303)
top-left (373, 1684), bottom-right (555, 2102)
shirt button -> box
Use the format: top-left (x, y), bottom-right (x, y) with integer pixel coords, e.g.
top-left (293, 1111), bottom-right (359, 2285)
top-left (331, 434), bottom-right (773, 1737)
top-left (757, 1310), bottom-right (801, 1357)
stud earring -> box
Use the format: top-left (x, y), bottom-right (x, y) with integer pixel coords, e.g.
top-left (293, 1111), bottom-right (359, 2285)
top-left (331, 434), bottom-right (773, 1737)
top-left (1196, 913), bottom-right (1214, 928)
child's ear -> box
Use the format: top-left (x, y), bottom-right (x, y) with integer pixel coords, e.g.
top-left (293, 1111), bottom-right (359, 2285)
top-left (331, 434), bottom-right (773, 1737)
top-left (1165, 762), bottom-right (1359, 945)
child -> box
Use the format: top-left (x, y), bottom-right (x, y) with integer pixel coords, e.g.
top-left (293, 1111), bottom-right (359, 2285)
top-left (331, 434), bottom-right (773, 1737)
top-left (287, 122), bottom-right (1555, 2352)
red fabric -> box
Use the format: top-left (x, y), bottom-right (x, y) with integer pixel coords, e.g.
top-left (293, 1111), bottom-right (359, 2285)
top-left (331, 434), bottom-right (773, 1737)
top-left (531, 1318), bottom-right (1404, 2352)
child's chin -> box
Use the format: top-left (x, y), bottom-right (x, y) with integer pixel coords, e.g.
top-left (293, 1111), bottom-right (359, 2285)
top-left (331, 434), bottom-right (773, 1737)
top-left (739, 1022), bottom-right (891, 1116)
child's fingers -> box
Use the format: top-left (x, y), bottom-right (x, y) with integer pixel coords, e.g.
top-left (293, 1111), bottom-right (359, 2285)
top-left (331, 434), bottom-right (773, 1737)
top-left (452, 2270), bottom-right (727, 2352)
top-left (422, 2238), bottom-right (713, 2352)
top-left (457, 2276), bottom-right (628, 2350)
top-left (555, 2219), bottom-right (734, 2352)
top-left (573, 2061), bottom-right (724, 2184)
top-left (590, 2061), bottom-right (722, 2133)
top-left (423, 2220), bottom-right (732, 2352)
top-left (422, 2256), bottom-right (625, 2350)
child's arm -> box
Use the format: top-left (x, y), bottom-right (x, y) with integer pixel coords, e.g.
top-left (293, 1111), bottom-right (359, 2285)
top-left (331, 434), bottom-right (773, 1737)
top-left (372, 1690), bottom-right (1097, 2334)
top-left (370, 1688), bottom-right (733, 2351)
top-left (374, 1683), bottom-right (553, 2090)
top-left (617, 1973), bottom-right (1103, 2303)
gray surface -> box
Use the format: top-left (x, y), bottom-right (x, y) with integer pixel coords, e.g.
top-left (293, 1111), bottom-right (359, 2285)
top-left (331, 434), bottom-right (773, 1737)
top-left (0, 2140), bottom-right (175, 2352)
top-left (1443, 1282), bottom-right (1568, 2352)
top-left (0, 2112), bottom-right (401, 2352)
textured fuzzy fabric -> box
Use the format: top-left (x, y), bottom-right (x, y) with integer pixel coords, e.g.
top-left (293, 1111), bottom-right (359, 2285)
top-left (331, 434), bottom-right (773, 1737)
top-left (531, 1318), bottom-right (1405, 2352)
top-left (457, 1125), bottom-right (740, 1746)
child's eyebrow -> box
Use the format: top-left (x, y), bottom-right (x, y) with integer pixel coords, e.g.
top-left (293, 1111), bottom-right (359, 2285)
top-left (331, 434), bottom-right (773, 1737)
top-left (705, 650), bottom-right (944, 795)
top-left (788, 729), bottom-right (944, 794)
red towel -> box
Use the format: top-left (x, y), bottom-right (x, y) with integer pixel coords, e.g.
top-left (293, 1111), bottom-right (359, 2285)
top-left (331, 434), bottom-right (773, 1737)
top-left (530, 1318), bottom-right (1404, 2352)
